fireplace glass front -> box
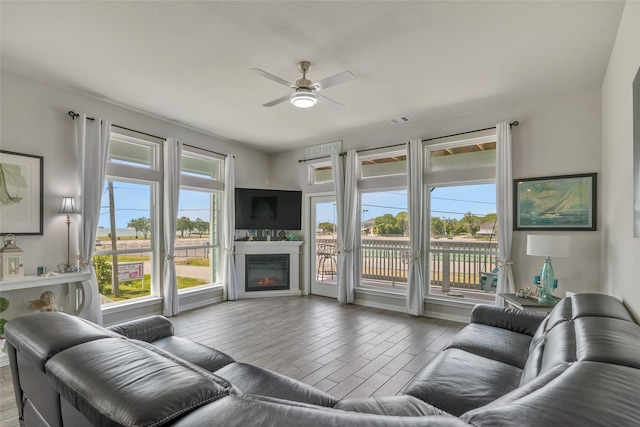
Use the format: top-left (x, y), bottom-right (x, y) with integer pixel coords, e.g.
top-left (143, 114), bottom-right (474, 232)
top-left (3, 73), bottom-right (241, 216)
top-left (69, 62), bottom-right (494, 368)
top-left (245, 254), bottom-right (289, 291)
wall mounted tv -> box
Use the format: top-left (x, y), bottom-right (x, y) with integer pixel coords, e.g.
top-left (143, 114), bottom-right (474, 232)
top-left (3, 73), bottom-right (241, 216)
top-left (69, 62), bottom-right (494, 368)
top-left (235, 188), bottom-right (302, 230)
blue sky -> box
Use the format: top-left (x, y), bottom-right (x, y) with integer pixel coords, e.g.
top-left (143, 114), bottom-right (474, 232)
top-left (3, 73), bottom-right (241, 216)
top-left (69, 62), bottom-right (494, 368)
top-left (98, 182), bottom-right (211, 228)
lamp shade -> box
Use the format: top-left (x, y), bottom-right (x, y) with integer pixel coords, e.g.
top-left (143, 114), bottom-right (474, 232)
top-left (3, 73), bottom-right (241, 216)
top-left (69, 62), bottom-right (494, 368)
top-left (526, 234), bottom-right (570, 258)
top-left (58, 197), bottom-right (79, 214)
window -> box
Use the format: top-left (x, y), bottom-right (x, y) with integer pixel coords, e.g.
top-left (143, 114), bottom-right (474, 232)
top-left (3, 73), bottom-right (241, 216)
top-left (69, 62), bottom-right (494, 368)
top-left (94, 133), bottom-right (226, 307)
top-left (94, 132), bottom-right (161, 305)
top-left (177, 149), bottom-right (224, 290)
top-left (360, 189), bottom-right (409, 293)
top-left (354, 147), bottom-right (409, 294)
top-left (309, 161), bottom-right (333, 184)
top-left (360, 150), bottom-right (407, 178)
top-left (426, 129), bottom-right (496, 173)
top-left (424, 130), bottom-right (498, 303)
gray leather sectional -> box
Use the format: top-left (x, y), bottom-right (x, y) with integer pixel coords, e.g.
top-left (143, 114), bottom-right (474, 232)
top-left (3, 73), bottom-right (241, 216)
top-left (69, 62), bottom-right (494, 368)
top-left (5, 293), bottom-right (640, 426)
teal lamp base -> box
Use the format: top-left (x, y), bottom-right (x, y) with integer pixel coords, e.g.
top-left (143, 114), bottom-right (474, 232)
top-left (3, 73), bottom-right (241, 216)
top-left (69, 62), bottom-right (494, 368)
top-left (538, 257), bottom-right (557, 305)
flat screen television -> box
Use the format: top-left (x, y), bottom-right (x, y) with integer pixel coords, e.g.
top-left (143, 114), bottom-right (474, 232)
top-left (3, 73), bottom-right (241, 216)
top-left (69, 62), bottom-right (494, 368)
top-left (235, 188), bottom-right (302, 230)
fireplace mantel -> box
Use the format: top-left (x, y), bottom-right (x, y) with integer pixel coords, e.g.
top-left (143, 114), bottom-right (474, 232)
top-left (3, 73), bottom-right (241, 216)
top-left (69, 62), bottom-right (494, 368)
top-left (234, 241), bottom-right (303, 298)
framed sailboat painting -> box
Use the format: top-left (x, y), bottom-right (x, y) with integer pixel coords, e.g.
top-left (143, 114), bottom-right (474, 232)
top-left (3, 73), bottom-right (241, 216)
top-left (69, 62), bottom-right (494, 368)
top-left (514, 173), bottom-right (596, 231)
top-left (0, 150), bottom-right (44, 235)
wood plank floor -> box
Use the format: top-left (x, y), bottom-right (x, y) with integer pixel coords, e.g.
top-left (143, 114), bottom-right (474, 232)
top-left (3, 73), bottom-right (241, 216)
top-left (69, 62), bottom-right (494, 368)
top-left (0, 295), bottom-right (465, 426)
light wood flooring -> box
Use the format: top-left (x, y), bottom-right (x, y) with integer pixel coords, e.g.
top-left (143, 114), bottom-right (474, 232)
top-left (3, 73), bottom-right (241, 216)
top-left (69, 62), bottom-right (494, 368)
top-left (0, 295), bottom-right (465, 426)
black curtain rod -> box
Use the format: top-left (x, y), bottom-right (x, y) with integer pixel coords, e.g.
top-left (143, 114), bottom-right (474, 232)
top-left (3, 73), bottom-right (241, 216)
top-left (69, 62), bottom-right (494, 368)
top-left (69, 111), bottom-right (229, 158)
top-left (297, 121), bottom-right (519, 163)
top-left (182, 143), bottom-right (230, 158)
top-left (422, 121), bottom-right (519, 143)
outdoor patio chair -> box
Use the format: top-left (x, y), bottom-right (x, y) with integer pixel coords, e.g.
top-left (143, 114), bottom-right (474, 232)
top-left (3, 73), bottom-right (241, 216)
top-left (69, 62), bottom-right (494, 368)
top-left (316, 244), bottom-right (336, 281)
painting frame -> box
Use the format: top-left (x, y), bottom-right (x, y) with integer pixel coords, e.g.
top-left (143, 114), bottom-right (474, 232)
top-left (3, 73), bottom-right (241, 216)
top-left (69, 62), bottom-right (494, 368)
top-left (514, 173), bottom-right (597, 231)
top-left (0, 150), bottom-right (44, 235)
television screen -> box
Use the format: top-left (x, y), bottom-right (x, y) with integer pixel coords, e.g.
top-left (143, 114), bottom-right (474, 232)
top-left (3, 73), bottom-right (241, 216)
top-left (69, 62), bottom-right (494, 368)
top-left (235, 188), bottom-right (302, 230)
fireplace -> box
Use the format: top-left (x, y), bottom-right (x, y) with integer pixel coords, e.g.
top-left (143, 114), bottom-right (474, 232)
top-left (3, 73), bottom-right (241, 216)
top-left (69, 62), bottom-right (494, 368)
top-left (245, 254), bottom-right (289, 292)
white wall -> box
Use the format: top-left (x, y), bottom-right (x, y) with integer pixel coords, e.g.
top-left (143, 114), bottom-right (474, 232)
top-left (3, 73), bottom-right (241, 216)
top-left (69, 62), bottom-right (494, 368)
top-left (601, 1), bottom-right (640, 320)
top-left (0, 71), bottom-right (270, 320)
top-left (271, 89), bottom-right (604, 306)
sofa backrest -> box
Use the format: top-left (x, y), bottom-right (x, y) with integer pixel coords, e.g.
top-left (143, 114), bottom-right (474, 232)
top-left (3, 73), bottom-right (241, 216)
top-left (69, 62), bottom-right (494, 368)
top-left (520, 293), bottom-right (638, 386)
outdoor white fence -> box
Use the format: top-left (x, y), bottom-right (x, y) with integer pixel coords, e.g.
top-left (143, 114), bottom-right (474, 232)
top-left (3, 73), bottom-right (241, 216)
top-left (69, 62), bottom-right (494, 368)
top-left (316, 236), bottom-right (499, 292)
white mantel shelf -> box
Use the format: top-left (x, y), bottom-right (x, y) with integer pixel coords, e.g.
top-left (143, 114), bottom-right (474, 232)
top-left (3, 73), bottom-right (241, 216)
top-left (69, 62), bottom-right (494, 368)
top-left (234, 241), bottom-right (303, 298)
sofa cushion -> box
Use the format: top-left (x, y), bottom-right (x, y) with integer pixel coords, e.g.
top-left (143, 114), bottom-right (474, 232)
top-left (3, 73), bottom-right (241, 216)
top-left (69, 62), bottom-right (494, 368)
top-left (462, 361), bottom-right (640, 427)
top-left (402, 348), bottom-right (522, 416)
top-left (445, 323), bottom-right (532, 368)
top-left (171, 394), bottom-right (471, 427)
top-left (335, 395), bottom-right (451, 417)
top-left (46, 338), bottom-right (233, 427)
top-left (215, 362), bottom-right (339, 407)
top-left (152, 335), bottom-right (236, 372)
top-left (575, 317), bottom-right (640, 369)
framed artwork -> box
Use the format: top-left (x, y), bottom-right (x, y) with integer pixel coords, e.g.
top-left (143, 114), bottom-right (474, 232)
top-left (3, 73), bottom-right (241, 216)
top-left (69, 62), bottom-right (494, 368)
top-left (0, 150), bottom-right (44, 235)
top-left (514, 173), bottom-right (596, 231)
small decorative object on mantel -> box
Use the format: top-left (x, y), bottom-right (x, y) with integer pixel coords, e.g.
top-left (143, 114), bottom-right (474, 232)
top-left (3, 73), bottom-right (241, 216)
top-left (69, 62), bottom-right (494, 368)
top-left (0, 233), bottom-right (24, 279)
top-left (32, 291), bottom-right (58, 312)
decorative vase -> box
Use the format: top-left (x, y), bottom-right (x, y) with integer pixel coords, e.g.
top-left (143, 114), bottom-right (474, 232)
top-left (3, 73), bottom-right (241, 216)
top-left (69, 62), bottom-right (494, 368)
top-left (538, 257), bottom-right (557, 304)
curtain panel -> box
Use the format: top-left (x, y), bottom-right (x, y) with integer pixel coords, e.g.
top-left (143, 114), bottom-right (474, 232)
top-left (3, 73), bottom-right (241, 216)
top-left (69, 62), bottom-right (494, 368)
top-left (406, 139), bottom-right (425, 316)
top-left (162, 138), bottom-right (182, 316)
top-left (332, 151), bottom-right (359, 304)
top-left (495, 122), bottom-right (515, 301)
top-left (75, 114), bottom-right (111, 325)
top-left (223, 156), bottom-right (238, 300)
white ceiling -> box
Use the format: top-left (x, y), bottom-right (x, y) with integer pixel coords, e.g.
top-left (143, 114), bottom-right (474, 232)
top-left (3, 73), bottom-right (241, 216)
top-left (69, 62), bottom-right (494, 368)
top-left (1, 1), bottom-right (625, 154)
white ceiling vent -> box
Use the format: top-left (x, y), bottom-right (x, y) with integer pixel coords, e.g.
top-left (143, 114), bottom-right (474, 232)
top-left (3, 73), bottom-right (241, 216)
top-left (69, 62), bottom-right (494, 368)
top-left (389, 116), bottom-right (412, 124)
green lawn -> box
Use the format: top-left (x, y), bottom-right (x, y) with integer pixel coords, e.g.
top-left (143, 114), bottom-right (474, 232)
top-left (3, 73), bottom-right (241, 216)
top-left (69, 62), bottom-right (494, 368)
top-left (100, 274), bottom-right (208, 302)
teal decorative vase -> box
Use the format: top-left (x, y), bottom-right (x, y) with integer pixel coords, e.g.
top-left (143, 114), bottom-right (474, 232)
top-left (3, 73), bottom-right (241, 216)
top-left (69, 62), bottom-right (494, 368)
top-left (538, 257), bottom-right (557, 305)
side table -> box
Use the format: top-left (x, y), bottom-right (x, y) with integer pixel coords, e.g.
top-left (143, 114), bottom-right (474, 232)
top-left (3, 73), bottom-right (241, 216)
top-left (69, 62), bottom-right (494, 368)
top-left (499, 293), bottom-right (557, 313)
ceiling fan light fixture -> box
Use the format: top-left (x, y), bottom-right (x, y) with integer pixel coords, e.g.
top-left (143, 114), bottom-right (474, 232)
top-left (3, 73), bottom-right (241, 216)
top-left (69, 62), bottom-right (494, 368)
top-left (290, 91), bottom-right (318, 108)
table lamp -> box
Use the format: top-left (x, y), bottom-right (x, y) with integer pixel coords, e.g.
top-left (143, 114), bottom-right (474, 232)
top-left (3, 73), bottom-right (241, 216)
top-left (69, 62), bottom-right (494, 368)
top-left (526, 234), bottom-right (570, 304)
top-left (59, 197), bottom-right (79, 272)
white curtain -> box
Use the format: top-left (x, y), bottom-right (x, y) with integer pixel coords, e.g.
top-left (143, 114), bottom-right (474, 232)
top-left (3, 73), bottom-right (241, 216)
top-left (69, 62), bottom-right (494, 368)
top-left (406, 139), bottom-right (425, 316)
top-left (332, 150), bottom-right (359, 304)
top-left (75, 114), bottom-right (111, 325)
top-left (495, 122), bottom-right (516, 301)
top-left (222, 155), bottom-right (238, 300)
top-left (162, 138), bottom-right (182, 316)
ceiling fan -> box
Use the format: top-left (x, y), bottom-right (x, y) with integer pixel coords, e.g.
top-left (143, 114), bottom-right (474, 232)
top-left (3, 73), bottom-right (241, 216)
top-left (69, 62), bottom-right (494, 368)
top-left (251, 61), bottom-right (356, 109)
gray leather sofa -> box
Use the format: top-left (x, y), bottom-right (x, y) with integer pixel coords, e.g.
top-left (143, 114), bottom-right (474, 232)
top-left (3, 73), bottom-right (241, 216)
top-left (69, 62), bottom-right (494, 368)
top-left (5, 293), bottom-right (640, 426)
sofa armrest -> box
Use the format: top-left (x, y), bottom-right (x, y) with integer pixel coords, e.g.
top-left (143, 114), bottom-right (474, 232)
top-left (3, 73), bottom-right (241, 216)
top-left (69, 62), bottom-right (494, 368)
top-left (107, 315), bottom-right (174, 342)
top-left (471, 304), bottom-right (546, 336)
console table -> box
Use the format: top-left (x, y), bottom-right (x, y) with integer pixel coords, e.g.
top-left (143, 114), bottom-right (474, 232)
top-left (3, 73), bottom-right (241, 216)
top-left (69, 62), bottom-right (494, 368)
top-left (1, 271), bottom-right (93, 313)
top-left (0, 271), bottom-right (93, 366)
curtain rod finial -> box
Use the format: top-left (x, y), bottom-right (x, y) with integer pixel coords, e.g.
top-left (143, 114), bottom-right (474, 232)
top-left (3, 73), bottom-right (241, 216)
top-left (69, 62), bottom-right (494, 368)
top-left (510, 121), bottom-right (519, 127)
top-left (68, 111), bottom-right (79, 119)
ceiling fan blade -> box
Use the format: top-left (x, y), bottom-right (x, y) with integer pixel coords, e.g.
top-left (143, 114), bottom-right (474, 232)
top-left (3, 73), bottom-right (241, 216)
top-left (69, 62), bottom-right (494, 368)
top-left (319, 94), bottom-right (345, 109)
top-left (262, 94), bottom-right (291, 107)
top-left (311, 71), bottom-right (356, 91)
top-left (250, 68), bottom-right (296, 88)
